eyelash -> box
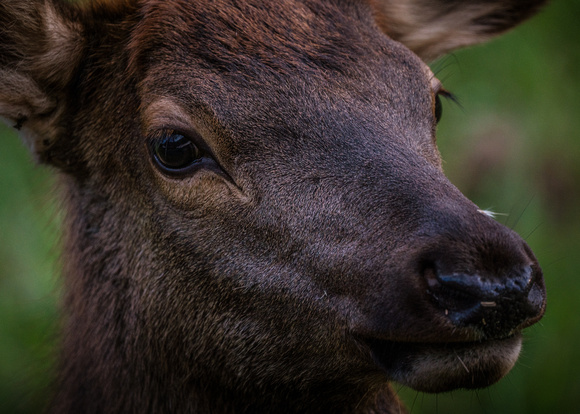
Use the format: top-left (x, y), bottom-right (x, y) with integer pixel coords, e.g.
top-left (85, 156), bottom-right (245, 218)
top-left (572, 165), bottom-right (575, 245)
top-left (434, 89), bottom-right (458, 124)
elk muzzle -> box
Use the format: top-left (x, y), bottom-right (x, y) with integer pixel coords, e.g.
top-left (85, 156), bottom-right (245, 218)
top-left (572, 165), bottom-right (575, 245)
top-left (355, 198), bottom-right (546, 393)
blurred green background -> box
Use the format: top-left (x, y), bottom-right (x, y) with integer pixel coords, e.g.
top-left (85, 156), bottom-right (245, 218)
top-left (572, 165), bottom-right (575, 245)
top-left (0, 1), bottom-right (579, 413)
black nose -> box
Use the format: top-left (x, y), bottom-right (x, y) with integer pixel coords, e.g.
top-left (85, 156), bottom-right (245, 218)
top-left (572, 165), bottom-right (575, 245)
top-left (424, 263), bottom-right (545, 338)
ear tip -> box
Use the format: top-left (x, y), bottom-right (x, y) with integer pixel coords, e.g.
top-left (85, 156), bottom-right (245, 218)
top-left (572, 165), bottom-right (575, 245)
top-left (473, 0), bottom-right (549, 33)
top-left (369, 0), bottom-right (549, 60)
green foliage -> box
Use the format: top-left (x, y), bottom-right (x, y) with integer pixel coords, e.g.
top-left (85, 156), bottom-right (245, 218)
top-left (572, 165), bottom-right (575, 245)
top-left (0, 1), bottom-right (578, 412)
top-left (0, 127), bottom-right (61, 413)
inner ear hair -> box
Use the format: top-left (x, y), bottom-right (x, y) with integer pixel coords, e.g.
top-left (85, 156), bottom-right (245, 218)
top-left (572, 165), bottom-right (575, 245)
top-left (0, 0), bottom-right (83, 163)
top-left (368, 0), bottom-right (548, 61)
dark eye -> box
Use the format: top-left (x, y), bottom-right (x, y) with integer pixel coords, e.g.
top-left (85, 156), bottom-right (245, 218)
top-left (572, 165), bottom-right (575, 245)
top-left (150, 130), bottom-right (202, 174)
top-left (435, 94), bottom-right (443, 124)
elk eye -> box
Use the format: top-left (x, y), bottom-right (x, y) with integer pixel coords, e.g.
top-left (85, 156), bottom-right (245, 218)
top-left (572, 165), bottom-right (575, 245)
top-left (435, 94), bottom-right (443, 124)
top-left (150, 130), bottom-right (202, 173)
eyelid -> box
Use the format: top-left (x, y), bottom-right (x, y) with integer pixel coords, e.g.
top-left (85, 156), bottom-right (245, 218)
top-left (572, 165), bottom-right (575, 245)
top-left (428, 74), bottom-right (455, 99)
top-left (148, 126), bottom-right (215, 159)
top-left (429, 75), bottom-right (455, 99)
top-left (430, 76), bottom-right (443, 94)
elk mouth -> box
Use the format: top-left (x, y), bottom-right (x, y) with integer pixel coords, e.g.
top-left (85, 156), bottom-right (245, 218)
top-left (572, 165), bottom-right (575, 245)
top-left (364, 333), bottom-right (522, 393)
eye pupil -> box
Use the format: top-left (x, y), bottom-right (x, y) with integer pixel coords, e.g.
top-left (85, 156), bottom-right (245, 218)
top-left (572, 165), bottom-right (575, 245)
top-left (152, 132), bottom-right (201, 171)
top-left (435, 94), bottom-right (443, 124)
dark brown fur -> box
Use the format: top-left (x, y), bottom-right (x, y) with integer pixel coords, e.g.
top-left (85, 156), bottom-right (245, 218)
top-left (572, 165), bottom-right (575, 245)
top-left (0, 0), bottom-right (547, 413)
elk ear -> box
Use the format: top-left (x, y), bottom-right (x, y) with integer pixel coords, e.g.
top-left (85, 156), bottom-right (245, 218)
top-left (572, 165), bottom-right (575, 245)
top-left (0, 0), bottom-right (83, 165)
top-left (369, 0), bottom-right (548, 61)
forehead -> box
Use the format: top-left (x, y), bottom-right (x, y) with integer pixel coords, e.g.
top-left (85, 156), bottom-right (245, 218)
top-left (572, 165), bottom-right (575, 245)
top-left (131, 0), bottom-right (433, 136)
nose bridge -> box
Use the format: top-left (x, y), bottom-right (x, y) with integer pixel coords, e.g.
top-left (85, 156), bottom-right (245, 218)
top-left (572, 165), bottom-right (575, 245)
top-left (366, 150), bottom-right (527, 266)
top-left (360, 151), bottom-right (480, 238)
top-left (418, 206), bottom-right (532, 271)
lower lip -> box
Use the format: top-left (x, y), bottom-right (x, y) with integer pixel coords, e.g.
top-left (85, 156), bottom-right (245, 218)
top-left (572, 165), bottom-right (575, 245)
top-left (363, 334), bottom-right (522, 392)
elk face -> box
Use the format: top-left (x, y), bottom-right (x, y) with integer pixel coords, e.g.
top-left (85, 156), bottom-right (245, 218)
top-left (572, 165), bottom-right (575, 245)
top-left (0, 0), bottom-right (547, 410)
top-left (123, 0), bottom-right (546, 396)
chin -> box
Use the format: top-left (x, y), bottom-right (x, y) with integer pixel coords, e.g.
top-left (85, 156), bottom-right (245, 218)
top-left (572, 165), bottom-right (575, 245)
top-left (368, 334), bottom-right (523, 393)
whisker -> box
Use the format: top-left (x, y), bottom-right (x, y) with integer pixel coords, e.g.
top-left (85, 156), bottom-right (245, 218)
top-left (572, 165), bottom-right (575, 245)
top-left (410, 391), bottom-right (420, 413)
top-left (455, 352), bottom-right (470, 373)
top-left (524, 221), bottom-right (544, 241)
top-left (510, 194), bottom-right (536, 231)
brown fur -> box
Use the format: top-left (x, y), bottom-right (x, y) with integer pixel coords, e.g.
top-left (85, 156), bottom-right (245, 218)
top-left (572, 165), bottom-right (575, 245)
top-left (0, 0), bottom-right (547, 413)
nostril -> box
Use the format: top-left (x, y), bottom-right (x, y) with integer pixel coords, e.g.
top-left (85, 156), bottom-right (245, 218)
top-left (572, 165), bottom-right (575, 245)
top-left (527, 282), bottom-right (544, 310)
top-left (437, 266), bottom-right (533, 299)
top-left (504, 266), bottom-right (535, 293)
top-left (423, 266), bottom-right (484, 312)
top-left (437, 273), bottom-right (502, 299)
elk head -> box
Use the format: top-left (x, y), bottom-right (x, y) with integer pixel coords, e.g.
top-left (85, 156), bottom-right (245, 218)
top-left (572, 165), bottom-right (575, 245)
top-left (0, 0), bottom-right (547, 412)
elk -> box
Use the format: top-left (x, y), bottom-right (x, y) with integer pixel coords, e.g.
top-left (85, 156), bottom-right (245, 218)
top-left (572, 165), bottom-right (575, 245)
top-left (0, 0), bottom-right (547, 413)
